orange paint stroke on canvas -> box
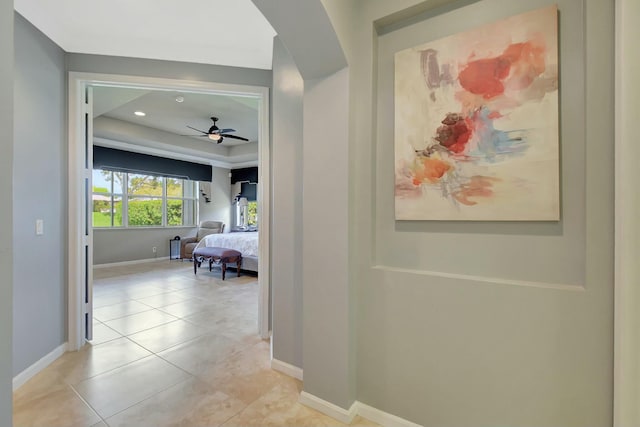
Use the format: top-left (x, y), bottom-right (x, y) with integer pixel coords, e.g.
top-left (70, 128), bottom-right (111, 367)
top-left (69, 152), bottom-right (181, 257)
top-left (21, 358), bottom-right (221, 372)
top-left (452, 176), bottom-right (501, 206)
top-left (412, 157), bottom-right (451, 185)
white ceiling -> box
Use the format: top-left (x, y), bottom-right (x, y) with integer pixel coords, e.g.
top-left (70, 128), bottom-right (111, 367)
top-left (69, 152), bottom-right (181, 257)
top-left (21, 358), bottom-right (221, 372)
top-left (14, 0), bottom-right (277, 69)
top-left (15, 0), bottom-right (271, 167)
top-left (93, 87), bottom-right (260, 145)
top-left (92, 86), bottom-right (261, 167)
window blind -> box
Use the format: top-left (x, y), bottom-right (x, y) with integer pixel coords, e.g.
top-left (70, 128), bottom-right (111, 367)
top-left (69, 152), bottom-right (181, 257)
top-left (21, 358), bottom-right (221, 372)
top-left (93, 146), bottom-right (212, 182)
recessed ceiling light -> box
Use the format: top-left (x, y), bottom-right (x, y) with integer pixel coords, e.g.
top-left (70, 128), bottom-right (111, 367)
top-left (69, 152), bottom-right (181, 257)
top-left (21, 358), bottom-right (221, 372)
top-left (175, 96), bottom-right (184, 103)
top-left (134, 111), bottom-right (146, 116)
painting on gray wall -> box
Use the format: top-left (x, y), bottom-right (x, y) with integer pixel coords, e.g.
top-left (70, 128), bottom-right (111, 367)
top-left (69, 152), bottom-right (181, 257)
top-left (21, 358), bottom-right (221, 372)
top-left (394, 5), bottom-right (560, 221)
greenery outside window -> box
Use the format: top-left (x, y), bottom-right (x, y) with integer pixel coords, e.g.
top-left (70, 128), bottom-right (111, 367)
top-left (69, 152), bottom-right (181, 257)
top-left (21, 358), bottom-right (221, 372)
top-left (92, 170), bottom-right (198, 228)
top-left (92, 171), bottom-right (123, 227)
top-left (247, 201), bottom-right (258, 227)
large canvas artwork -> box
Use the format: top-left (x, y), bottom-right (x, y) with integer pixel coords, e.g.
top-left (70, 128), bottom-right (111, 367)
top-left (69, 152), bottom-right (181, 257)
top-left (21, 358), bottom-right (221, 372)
top-left (394, 5), bottom-right (559, 221)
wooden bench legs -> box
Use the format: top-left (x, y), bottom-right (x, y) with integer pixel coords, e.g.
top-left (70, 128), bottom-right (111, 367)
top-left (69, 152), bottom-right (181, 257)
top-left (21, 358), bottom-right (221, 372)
top-left (193, 255), bottom-right (242, 280)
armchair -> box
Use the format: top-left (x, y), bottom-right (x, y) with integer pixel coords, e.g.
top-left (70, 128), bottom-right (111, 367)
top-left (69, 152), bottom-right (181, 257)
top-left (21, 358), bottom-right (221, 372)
top-left (180, 220), bottom-right (225, 259)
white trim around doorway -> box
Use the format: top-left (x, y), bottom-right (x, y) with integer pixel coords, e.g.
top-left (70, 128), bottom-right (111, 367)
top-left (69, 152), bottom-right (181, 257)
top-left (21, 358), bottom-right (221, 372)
top-left (613, 0), bottom-right (640, 424)
top-left (67, 72), bottom-right (271, 350)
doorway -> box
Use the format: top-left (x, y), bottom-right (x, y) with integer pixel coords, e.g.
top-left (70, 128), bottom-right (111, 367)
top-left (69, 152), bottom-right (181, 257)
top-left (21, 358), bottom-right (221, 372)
top-left (68, 72), bottom-right (271, 351)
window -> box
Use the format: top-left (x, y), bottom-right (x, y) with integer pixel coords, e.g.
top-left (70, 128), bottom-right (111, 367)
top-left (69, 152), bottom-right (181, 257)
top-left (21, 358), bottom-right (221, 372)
top-left (247, 201), bottom-right (258, 227)
top-left (92, 169), bottom-right (198, 228)
top-left (166, 177), bottom-right (197, 227)
top-left (92, 171), bottom-right (123, 227)
top-left (235, 200), bottom-right (258, 229)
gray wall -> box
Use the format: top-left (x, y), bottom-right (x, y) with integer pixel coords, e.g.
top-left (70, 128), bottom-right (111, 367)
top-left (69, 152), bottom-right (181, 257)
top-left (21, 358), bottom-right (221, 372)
top-left (5, 2), bottom-right (619, 426)
top-left (9, 27), bottom-right (270, 379)
top-left (271, 36), bottom-right (304, 369)
top-left (0, 0), bottom-right (13, 423)
top-left (70, 52), bottom-right (268, 266)
top-left (265, 0), bottom-right (615, 423)
top-left (93, 227), bottom-right (194, 264)
top-left (345, 0), bottom-right (614, 425)
top-left (302, 68), bottom-right (353, 407)
top-left (255, 0), bottom-right (356, 410)
top-left (67, 53), bottom-right (272, 89)
top-left (13, 13), bottom-right (67, 377)
top-left (199, 166), bottom-right (232, 228)
top-left (93, 166), bottom-right (231, 265)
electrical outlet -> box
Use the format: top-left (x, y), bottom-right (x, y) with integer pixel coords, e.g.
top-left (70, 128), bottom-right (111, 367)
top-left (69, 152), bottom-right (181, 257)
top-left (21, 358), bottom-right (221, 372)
top-left (36, 219), bottom-right (44, 235)
top-left (152, 247), bottom-right (157, 253)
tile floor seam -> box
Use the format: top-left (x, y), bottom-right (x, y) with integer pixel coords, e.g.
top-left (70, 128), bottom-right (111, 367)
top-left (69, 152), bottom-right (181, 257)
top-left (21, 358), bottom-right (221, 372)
top-left (121, 332), bottom-right (203, 357)
top-left (217, 380), bottom-right (290, 427)
top-left (62, 345), bottom-right (154, 386)
top-left (67, 381), bottom-right (108, 426)
top-left (149, 343), bottom-right (206, 378)
top-left (133, 296), bottom-right (198, 310)
top-left (89, 338), bottom-right (122, 347)
top-left (103, 312), bottom-right (180, 336)
top-left (99, 376), bottom-right (195, 426)
top-left (72, 354), bottom-right (195, 421)
top-left (216, 398), bottom-right (255, 427)
top-left (94, 308), bottom-right (156, 323)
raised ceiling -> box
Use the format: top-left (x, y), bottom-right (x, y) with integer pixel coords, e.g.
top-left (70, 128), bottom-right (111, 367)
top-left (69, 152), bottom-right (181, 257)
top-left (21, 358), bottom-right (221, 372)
top-left (92, 86), bottom-right (260, 167)
top-left (15, 0), bottom-right (271, 168)
top-left (93, 87), bottom-right (260, 145)
top-left (14, 0), bottom-right (276, 70)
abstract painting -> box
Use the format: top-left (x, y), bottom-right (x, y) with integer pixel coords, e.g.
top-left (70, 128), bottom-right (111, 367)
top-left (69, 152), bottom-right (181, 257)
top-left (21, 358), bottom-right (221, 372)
top-left (394, 5), bottom-right (559, 220)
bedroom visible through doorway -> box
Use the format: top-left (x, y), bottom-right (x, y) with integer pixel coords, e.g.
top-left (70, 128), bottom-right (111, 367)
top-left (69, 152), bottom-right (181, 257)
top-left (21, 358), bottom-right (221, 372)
top-left (68, 72), bottom-right (271, 352)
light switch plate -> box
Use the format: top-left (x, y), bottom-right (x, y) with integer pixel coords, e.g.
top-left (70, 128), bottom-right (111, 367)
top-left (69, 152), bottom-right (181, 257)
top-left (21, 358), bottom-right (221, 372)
top-left (36, 219), bottom-right (44, 235)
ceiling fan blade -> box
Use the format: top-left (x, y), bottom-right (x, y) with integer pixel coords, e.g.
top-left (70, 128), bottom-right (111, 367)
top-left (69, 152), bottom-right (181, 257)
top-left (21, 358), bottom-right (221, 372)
top-left (220, 134), bottom-right (249, 141)
top-left (186, 125), bottom-right (208, 134)
top-left (180, 134), bottom-right (210, 137)
top-left (217, 128), bottom-right (235, 134)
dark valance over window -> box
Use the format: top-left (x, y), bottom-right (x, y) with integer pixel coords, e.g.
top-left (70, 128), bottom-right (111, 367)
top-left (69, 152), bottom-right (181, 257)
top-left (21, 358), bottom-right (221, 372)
top-left (240, 182), bottom-right (257, 201)
top-left (231, 167), bottom-right (258, 184)
top-left (93, 146), bottom-right (212, 182)
top-left (231, 167), bottom-right (258, 201)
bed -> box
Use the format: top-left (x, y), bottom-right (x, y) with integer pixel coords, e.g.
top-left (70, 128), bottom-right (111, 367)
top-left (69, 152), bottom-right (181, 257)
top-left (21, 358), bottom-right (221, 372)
top-left (195, 232), bottom-right (259, 273)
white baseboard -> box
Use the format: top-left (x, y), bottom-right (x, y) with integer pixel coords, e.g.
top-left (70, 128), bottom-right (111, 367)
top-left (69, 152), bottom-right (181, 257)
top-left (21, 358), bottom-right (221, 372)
top-left (299, 391), bottom-right (423, 427)
top-left (271, 358), bottom-right (303, 381)
top-left (93, 256), bottom-right (170, 269)
top-left (354, 401), bottom-right (423, 427)
top-left (13, 342), bottom-right (68, 391)
top-left (299, 391), bottom-right (357, 424)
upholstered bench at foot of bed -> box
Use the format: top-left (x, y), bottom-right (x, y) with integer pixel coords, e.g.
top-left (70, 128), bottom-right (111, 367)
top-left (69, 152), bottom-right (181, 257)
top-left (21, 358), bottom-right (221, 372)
top-left (193, 247), bottom-right (242, 280)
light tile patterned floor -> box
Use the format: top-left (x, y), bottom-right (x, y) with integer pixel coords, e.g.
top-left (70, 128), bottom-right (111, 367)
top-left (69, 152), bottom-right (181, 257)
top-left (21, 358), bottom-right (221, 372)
top-left (13, 261), bottom-right (378, 427)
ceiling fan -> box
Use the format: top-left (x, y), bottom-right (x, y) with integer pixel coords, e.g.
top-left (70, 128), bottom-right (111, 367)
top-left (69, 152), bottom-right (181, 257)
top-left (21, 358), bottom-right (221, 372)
top-left (185, 117), bottom-right (249, 144)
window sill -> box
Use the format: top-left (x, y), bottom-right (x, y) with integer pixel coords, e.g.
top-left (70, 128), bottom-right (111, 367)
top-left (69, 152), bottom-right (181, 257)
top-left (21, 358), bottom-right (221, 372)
top-left (93, 226), bottom-right (196, 231)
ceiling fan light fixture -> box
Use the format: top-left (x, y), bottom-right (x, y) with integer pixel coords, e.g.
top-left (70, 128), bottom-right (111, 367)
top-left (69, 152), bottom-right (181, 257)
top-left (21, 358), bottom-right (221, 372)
top-left (186, 117), bottom-right (247, 144)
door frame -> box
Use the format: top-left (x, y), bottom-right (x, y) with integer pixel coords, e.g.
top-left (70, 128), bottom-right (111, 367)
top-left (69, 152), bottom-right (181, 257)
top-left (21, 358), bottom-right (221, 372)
top-left (68, 72), bottom-right (271, 350)
top-left (614, 0), bottom-right (640, 423)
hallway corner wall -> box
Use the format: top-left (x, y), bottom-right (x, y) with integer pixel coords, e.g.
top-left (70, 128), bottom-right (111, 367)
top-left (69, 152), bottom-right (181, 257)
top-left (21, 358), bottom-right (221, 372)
top-left (0, 0), bottom-right (14, 424)
top-left (271, 36), bottom-right (304, 369)
top-left (13, 12), bottom-right (67, 377)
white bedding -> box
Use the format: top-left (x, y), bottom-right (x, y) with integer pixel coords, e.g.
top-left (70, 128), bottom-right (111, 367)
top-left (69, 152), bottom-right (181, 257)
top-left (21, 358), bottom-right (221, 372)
top-left (199, 232), bottom-right (259, 258)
